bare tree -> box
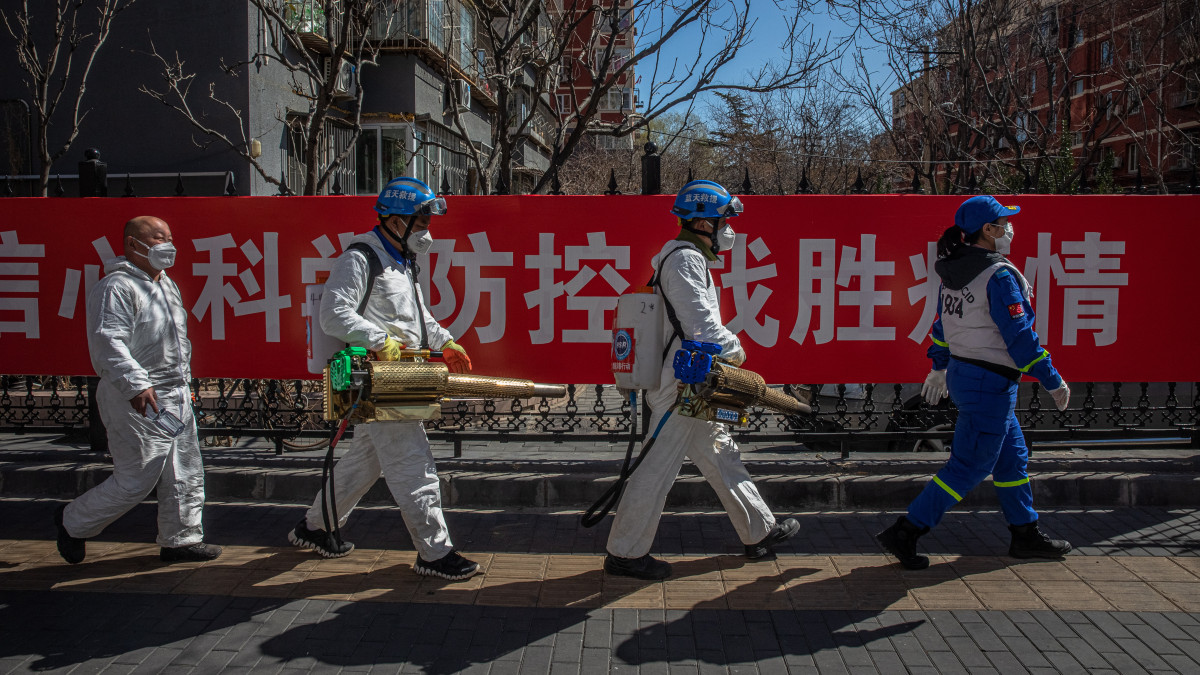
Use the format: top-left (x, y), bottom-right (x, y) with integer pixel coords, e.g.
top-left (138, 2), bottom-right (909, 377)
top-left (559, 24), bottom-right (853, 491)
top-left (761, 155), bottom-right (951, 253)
top-left (140, 0), bottom-right (395, 195)
top-left (835, 0), bottom-right (1198, 194)
top-left (1, 0), bottom-right (138, 195)
top-left (440, 0), bottom-right (838, 194)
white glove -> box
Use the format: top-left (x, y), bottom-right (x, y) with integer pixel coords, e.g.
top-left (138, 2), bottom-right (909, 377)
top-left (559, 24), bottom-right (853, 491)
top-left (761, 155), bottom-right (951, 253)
top-left (1049, 382), bottom-right (1071, 411)
top-left (921, 370), bottom-right (948, 406)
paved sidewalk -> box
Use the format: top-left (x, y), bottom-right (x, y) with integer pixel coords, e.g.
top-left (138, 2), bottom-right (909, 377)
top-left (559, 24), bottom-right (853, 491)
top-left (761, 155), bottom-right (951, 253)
top-left (3, 498), bottom-right (1200, 673)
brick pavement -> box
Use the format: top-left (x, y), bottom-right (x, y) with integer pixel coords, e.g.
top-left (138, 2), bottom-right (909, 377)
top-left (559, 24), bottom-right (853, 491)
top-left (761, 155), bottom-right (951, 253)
top-left (2, 499), bottom-right (1200, 673)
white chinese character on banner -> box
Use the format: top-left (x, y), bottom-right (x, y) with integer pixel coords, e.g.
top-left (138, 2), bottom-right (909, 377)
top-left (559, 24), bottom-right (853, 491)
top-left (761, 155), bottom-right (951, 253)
top-left (1058, 232), bottom-right (1127, 346)
top-left (562, 232), bottom-right (629, 343)
top-left (720, 233), bottom-right (779, 347)
top-left (836, 234), bottom-right (895, 341)
top-left (906, 241), bottom-right (941, 343)
top-left (1021, 232), bottom-right (1065, 341)
top-left (57, 236), bottom-right (115, 319)
top-left (790, 239), bottom-right (836, 345)
top-left (0, 230), bottom-right (45, 338)
top-left (298, 232), bottom-right (356, 318)
top-left (422, 232), bottom-right (513, 343)
top-left (524, 233), bottom-right (563, 344)
top-left (192, 233), bottom-right (292, 341)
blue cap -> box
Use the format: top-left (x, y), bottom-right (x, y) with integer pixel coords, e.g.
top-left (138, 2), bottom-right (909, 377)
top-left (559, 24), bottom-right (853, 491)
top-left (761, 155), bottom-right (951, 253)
top-left (954, 195), bottom-right (1020, 233)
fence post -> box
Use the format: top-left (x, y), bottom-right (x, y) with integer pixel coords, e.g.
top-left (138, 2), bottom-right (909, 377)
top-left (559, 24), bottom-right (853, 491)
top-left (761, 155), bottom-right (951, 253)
top-left (77, 148), bottom-right (107, 197)
top-left (798, 168), bottom-right (812, 194)
top-left (911, 171), bottom-right (924, 194)
top-left (640, 141), bottom-right (660, 195)
top-left (75, 147), bottom-right (110, 451)
top-left (604, 168), bottom-right (620, 195)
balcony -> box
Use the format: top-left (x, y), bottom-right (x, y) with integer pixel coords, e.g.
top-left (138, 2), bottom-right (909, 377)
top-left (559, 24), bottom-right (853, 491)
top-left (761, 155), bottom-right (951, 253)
top-left (283, 0), bottom-right (496, 108)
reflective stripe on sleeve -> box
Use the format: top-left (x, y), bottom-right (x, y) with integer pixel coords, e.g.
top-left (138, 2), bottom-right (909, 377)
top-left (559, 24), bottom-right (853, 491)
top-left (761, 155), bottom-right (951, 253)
top-left (931, 335), bottom-right (948, 347)
top-left (932, 476), bottom-right (963, 502)
top-left (1018, 350), bottom-right (1049, 373)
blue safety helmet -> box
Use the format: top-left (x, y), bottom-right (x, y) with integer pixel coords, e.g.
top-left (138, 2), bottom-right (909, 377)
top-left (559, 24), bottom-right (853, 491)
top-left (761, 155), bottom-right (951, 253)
top-left (374, 177), bottom-right (447, 217)
top-left (670, 180), bottom-right (743, 220)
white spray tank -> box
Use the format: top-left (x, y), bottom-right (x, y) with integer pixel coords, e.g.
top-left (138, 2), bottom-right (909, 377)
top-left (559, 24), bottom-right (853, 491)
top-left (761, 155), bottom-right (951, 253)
top-left (305, 271), bottom-right (344, 375)
top-left (611, 284), bottom-right (665, 390)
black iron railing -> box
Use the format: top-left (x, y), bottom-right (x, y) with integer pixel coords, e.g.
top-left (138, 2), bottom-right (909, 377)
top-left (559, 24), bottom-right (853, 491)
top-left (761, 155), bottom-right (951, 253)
top-left (1, 376), bottom-right (1194, 457)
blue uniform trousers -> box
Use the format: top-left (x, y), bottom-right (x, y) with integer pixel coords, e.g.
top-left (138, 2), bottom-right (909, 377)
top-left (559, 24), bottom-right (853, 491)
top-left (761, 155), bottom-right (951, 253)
top-left (907, 360), bottom-right (1039, 529)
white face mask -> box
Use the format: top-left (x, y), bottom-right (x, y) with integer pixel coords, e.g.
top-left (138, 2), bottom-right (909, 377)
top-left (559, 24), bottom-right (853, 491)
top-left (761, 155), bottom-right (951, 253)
top-left (714, 225), bottom-right (736, 254)
top-left (993, 224), bottom-right (1014, 255)
top-left (407, 230), bottom-right (434, 256)
top-left (132, 238), bottom-right (176, 270)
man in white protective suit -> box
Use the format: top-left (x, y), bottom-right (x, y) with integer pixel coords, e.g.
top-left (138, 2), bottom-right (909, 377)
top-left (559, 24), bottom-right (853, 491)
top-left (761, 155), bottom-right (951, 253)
top-left (603, 180), bottom-right (800, 580)
top-left (287, 176), bottom-right (480, 581)
top-left (54, 216), bottom-right (222, 564)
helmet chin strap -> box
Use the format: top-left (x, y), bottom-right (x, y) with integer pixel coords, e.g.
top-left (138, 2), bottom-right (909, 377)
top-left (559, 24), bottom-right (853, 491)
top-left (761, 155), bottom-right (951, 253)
top-left (681, 219), bottom-right (719, 254)
top-left (382, 215), bottom-right (417, 260)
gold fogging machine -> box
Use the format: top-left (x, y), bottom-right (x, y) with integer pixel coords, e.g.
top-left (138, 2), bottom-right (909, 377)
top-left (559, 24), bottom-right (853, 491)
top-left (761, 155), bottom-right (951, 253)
top-left (583, 340), bottom-right (813, 528)
top-left (322, 347), bottom-right (568, 423)
top-left (670, 340), bottom-right (813, 424)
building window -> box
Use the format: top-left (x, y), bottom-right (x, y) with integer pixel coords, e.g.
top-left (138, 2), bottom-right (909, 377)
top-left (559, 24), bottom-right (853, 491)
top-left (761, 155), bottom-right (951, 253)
top-left (1030, 70), bottom-right (1037, 94)
top-left (599, 87), bottom-right (631, 111)
top-left (593, 133), bottom-right (633, 150)
top-left (1126, 87), bottom-right (1142, 115)
top-left (287, 117), bottom-right (358, 195)
top-left (1100, 40), bottom-right (1113, 68)
top-left (1050, 65), bottom-right (1057, 92)
top-left (594, 45), bottom-right (633, 72)
top-left (556, 93), bottom-right (569, 113)
top-left (1015, 111), bottom-right (1029, 143)
top-left (1071, 78), bottom-right (1085, 96)
top-left (1125, 143), bottom-right (1139, 175)
top-left (1072, 131), bottom-right (1083, 146)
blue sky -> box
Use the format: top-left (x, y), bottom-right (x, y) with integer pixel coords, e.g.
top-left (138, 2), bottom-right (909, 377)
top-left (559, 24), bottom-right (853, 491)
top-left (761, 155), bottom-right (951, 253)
top-left (638, 3), bottom-right (893, 120)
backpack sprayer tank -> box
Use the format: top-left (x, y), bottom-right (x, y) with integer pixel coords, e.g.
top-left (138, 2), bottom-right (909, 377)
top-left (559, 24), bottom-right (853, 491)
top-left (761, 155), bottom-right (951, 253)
top-left (323, 347), bottom-right (568, 423)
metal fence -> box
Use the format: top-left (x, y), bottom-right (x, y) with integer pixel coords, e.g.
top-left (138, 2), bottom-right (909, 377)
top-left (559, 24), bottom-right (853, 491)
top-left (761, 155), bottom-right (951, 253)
top-left (0, 376), bottom-right (1195, 456)
top-left (2, 149), bottom-right (1198, 455)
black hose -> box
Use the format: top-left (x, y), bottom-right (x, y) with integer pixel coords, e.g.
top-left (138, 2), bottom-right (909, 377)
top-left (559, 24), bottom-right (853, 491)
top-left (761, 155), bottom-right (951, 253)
top-left (581, 394), bottom-right (670, 528)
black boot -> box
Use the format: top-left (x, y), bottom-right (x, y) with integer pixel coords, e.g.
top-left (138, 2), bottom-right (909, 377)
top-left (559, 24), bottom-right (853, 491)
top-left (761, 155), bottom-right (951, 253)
top-left (876, 516), bottom-right (930, 570)
top-left (1008, 521), bottom-right (1072, 559)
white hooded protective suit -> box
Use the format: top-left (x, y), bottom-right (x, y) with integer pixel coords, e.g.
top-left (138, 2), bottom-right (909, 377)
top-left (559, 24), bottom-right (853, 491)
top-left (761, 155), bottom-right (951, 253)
top-left (307, 231), bottom-right (456, 561)
top-left (64, 258), bottom-right (204, 548)
top-left (606, 240), bottom-right (775, 559)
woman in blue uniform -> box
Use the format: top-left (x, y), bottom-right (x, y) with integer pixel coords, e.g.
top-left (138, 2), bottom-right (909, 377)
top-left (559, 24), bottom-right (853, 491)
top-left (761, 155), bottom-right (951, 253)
top-left (877, 195), bottom-right (1073, 570)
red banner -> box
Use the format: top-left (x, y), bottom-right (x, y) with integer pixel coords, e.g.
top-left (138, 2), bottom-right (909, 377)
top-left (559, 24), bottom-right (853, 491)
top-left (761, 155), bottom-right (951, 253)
top-left (0, 195), bottom-right (1194, 382)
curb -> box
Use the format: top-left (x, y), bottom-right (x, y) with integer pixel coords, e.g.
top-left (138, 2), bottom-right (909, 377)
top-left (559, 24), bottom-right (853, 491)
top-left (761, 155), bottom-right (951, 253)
top-left (4, 459), bottom-right (1200, 508)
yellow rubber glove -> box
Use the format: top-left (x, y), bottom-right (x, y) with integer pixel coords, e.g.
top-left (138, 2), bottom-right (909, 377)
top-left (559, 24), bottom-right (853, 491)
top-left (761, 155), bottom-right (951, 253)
top-left (442, 340), bottom-right (472, 373)
top-left (375, 337), bottom-right (403, 361)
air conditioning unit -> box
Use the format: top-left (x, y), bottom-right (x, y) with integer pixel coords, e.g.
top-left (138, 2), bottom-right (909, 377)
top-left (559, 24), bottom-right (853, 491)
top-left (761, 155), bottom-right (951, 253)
top-left (454, 79), bottom-right (471, 108)
top-left (324, 58), bottom-right (356, 99)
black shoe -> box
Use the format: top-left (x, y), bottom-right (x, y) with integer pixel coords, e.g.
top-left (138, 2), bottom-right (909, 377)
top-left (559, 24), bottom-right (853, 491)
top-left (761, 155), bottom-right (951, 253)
top-left (288, 519), bottom-right (355, 558)
top-left (603, 553), bottom-right (671, 580)
top-left (160, 542), bottom-right (223, 563)
top-left (1009, 521), bottom-right (1072, 559)
top-left (54, 503), bottom-right (86, 565)
top-left (745, 517), bottom-right (800, 560)
top-left (414, 550), bottom-right (480, 581)
top-left (876, 515), bottom-right (930, 570)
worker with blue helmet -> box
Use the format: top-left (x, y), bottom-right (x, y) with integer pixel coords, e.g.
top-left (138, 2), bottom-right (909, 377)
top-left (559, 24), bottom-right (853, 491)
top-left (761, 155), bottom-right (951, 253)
top-left (877, 195), bottom-right (1073, 570)
top-left (603, 180), bottom-right (799, 580)
top-left (289, 176), bottom-right (479, 581)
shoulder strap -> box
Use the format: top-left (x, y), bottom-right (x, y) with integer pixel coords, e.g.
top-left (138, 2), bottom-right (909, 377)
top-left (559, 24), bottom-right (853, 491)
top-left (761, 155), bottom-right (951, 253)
top-left (650, 244), bottom-right (713, 363)
top-left (346, 242), bottom-right (384, 316)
